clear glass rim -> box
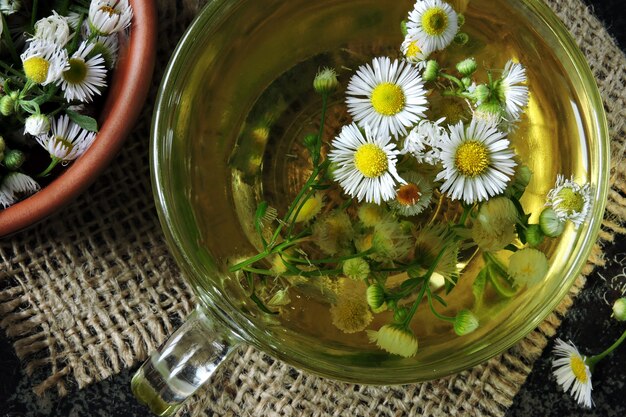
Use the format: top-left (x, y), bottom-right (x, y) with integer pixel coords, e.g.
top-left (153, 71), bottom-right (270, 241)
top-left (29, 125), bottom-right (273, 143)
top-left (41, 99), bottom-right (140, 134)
top-left (151, 0), bottom-right (610, 384)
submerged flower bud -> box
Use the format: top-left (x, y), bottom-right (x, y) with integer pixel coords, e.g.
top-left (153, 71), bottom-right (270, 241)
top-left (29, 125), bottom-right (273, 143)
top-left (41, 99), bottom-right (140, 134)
top-left (313, 67), bottom-right (338, 94)
top-left (454, 309), bottom-right (479, 336)
top-left (508, 248), bottom-right (549, 286)
top-left (24, 114), bottom-right (51, 136)
top-left (3, 149), bottom-right (25, 170)
top-left (613, 298), bottom-right (626, 321)
top-left (539, 207), bottom-right (565, 237)
top-left (525, 224), bottom-right (544, 247)
top-left (367, 324), bottom-right (418, 358)
top-left (343, 258), bottom-right (370, 281)
top-left (294, 192), bottom-right (323, 223)
top-left (423, 60), bottom-right (439, 82)
top-left (366, 284), bottom-right (385, 310)
top-left (393, 307), bottom-right (408, 323)
top-left (454, 32), bottom-right (469, 45)
top-left (358, 203), bottom-right (387, 227)
top-left (473, 84), bottom-right (490, 103)
top-left (456, 58), bottom-right (477, 76)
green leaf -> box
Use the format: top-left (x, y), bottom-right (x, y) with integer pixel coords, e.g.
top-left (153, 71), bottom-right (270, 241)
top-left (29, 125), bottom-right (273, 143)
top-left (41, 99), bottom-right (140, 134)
top-left (66, 110), bottom-right (98, 132)
top-left (472, 267), bottom-right (487, 305)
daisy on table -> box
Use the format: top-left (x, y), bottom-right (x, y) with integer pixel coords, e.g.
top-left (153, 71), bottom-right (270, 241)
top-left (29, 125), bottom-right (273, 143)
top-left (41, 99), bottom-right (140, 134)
top-left (58, 41), bottom-right (108, 103)
top-left (345, 57), bottom-right (428, 139)
top-left (89, 0), bottom-right (133, 36)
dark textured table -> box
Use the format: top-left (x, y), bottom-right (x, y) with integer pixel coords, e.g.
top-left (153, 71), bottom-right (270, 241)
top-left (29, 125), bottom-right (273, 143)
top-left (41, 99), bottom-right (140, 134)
top-left (1, 1), bottom-right (625, 416)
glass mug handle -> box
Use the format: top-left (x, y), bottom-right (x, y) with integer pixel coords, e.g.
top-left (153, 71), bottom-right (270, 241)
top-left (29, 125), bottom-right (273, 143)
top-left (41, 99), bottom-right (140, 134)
top-left (131, 306), bottom-right (240, 416)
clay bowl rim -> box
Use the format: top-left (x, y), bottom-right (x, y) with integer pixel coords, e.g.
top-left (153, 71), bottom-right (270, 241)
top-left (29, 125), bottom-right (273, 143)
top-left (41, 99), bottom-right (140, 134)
top-left (0, 0), bottom-right (157, 237)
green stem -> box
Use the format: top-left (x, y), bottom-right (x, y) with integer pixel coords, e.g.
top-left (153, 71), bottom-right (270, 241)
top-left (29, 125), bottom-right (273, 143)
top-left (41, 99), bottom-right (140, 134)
top-left (228, 250), bottom-right (270, 272)
top-left (425, 286), bottom-right (455, 322)
top-left (402, 279), bottom-right (428, 327)
top-left (587, 329), bottom-right (626, 370)
top-left (483, 252), bottom-right (511, 283)
top-left (38, 157), bottom-right (60, 177)
top-left (31, 0), bottom-right (39, 31)
top-left (439, 72), bottom-right (465, 89)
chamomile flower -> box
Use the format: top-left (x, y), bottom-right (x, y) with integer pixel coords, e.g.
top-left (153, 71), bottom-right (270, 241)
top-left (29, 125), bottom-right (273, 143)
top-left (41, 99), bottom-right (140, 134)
top-left (32, 11), bottom-right (72, 47)
top-left (400, 34), bottom-right (430, 65)
top-left (24, 114), bottom-right (51, 136)
top-left (495, 60), bottom-right (529, 123)
top-left (407, 0), bottom-right (459, 53)
top-left (89, 0), bottom-right (133, 36)
top-left (36, 115), bottom-right (96, 161)
top-left (367, 324), bottom-right (419, 357)
top-left (58, 41), bottom-right (108, 102)
top-left (0, 173), bottom-right (40, 208)
top-left (329, 123), bottom-right (405, 204)
top-left (20, 40), bottom-right (67, 85)
top-left (330, 279), bottom-right (373, 334)
top-left (552, 339), bottom-right (593, 408)
top-left (401, 118), bottom-right (447, 165)
top-left (545, 175), bottom-right (591, 230)
top-left (345, 57), bottom-right (428, 139)
top-left (81, 21), bottom-right (120, 68)
top-left (388, 171), bottom-right (433, 216)
top-left (507, 248), bottom-right (549, 286)
top-left (436, 119), bottom-right (517, 204)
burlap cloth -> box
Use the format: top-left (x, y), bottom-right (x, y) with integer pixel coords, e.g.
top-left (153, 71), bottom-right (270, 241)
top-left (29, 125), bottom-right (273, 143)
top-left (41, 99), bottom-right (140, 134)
top-left (0, 0), bottom-right (625, 415)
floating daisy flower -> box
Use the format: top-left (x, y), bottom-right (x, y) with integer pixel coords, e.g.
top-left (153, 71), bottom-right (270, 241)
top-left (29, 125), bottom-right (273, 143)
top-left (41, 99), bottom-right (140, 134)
top-left (36, 115), bottom-right (97, 163)
top-left (32, 11), bottom-right (72, 47)
top-left (0, 173), bottom-right (40, 208)
top-left (507, 248), bottom-right (549, 286)
top-left (388, 171), bottom-right (434, 216)
top-left (89, 0), bottom-right (133, 36)
top-left (20, 40), bottom-right (67, 85)
top-left (545, 175), bottom-right (591, 230)
top-left (495, 60), bottom-right (529, 123)
top-left (401, 118), bottom-right (447, 165)
top-left (367, 324), bottom-right (419, 357)
top-left (329, 123), bottom-right (405, 204)
top-left (552, 339), bottom-right (593, 408)
top-left (345, 57), bottom-right (428, 139)
top-left (436, 119), bottom-right (517, 204)
top-left (400, 34), bottom-right (430, 65)
top-left (407, 0), bottom-right (459, 53)
top-left (58, 41), bottom-right (108, 102)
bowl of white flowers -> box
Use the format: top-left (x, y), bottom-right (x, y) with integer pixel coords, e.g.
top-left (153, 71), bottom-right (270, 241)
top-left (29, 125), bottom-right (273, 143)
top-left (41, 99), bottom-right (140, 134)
top-left (0, 0), bottom-right (156, 236)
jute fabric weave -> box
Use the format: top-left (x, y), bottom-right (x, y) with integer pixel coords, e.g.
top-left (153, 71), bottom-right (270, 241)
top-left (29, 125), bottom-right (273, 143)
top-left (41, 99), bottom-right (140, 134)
top-left (0, 0), bottom-right (625, 415)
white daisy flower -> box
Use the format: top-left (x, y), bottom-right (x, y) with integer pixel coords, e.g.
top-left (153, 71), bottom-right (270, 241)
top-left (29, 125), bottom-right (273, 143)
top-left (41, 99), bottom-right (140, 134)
top-left (67, 12), bottom-right (84, 30)
top-left (0, 0), bottom-right (20, 15)
top-left (552, 338), bottom-right (593, 408)
top-left (31, 11), bottom-right (72, 47)
top-left (388, 171), bottom-right (434, 216)
top-left (36, 115), bottom-right (97, 161)
top-left (81, 20), bottom-right (120, 68)
top-left (58, 41), bottom-right (108, 103)
top-left (407, 0), bottom-right (459, 53)
top-left (402, 117), bottom-right (447, 165)
top-left (400, 34), bottom-right (430, 66)
top-left (436, 119), bottom-right (517, 204)
top-left (20, 40), bottom-right (67, 85)
top-left (329, 123), bottom-right (405, 204)
top-left (0, 172), bottom-right (40, 208)
top-left (545, 175), bottom-right (591, 229)
top-left (495, 60), bottom-right (529, 123)
top-left (24, 114), bottom-right (51, 136)
top-left (89, 0), bottom-right (133, 36)
top-left (345, 56), bottom-right (428, 139)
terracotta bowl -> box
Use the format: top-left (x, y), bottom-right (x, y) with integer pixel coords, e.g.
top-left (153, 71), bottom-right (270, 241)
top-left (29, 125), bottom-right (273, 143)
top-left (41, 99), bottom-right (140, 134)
top-left (0, 0), bottom-right (157, 237)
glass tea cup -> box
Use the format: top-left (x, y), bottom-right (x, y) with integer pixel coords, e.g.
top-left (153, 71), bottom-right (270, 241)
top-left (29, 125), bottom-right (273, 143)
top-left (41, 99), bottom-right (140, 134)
top-left (132, 0), bottom-right (609, 415)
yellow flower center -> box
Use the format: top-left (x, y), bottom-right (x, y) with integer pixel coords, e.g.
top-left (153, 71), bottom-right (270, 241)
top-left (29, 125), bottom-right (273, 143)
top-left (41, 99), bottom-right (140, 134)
top-left (556, 188), bottom-right (584, 214)
top-left (570, 356), bottom-right (589, 383)
top-left (100, 5), bottom-right (121, 16)
top-left (421, 7), bottom-right (449, 36)
top-left (354, 144), bottom-right (389, 178)
top-left (23, 57), bottom-right (50, 84)
top-left (371, 83), bottom-right (405, 116)
top-left (454, 141), bottom-right (490, 177)
top-left (397, 183), bottom-right (422, 206)
top-left (406, 41), bottom-right (422, 58)
top-left (63, 58), bottom-right (88, 85)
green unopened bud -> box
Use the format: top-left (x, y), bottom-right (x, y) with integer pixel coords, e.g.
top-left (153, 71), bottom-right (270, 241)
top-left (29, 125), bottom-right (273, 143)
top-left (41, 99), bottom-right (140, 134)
top-left (525, 224), bottom-right (544, 247)
top-left (343, 258), bottom-right (370, 281)
top-left (456, 58), bottom-right (477, 76)
top-left (0, 95), bottom-right (15, 116)
top-left (304, 133), bottom-right (318, 148)
top-left (461, 77), bottom-right (472, 88)
top-left (454, 309), bottom-right (479, 336)
top-left (473, 84), bottom-right (490, 103)
top-left (366, 284), bottom-right (385, 310)
top-left (612, 298), bottom-right (626, 321)
top-left (313, 67), bottom-right (338, 94)
top-left (516, 165), bottom-right (532, 188)
top-left (393, 307), bottom-right (408, 323)
top-left (454, 32), bottom-right (469, 45)
top-left (3, 149), bottom-right (26, 170)
top-left (423, 60), bottom-right (439, 82)
top-left (457, 14), bottom-right (466, 27)
top-left (400, 20), bottom-right (408, 36)
top-left (476, 101), bottom-right (503, 117)
top-left (539, 207), bottom-right (565, 237)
